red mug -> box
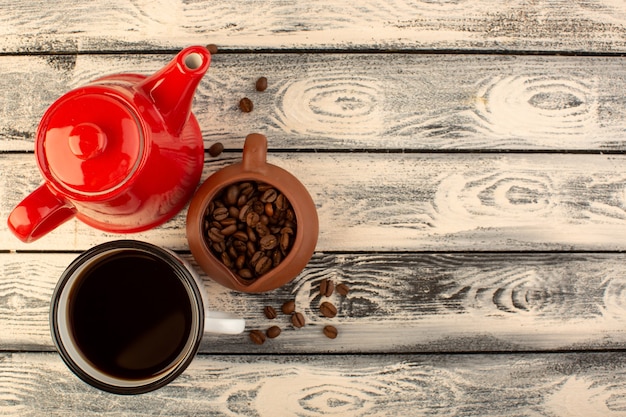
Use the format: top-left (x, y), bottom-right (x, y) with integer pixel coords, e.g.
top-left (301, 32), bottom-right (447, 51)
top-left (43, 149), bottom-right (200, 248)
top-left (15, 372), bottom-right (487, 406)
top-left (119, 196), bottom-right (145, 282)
top-left (7, 46), bottom-right (211, 243)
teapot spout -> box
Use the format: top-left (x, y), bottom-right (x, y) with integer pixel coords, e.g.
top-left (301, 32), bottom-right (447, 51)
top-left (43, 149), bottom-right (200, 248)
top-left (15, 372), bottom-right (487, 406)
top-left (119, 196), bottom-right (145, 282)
top-left (138, 45), bottom-right (211, 135)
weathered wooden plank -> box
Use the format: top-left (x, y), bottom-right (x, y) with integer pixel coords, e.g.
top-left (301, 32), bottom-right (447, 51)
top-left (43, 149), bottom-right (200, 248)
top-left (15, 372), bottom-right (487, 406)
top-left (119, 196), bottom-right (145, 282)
top-left (0, 351), bottom-right (624, 416)
top-left (2, 252), bottom-right (626, 353)
top-left (2, 152), bottom-right (626, 252)
top-left (2, 0), bottom-right (626, 53)
top-left (2, 53), bottom-right (626, 151)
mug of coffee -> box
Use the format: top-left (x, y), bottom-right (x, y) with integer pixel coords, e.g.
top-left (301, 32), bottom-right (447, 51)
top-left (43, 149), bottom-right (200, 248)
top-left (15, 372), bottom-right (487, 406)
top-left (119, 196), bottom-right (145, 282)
top-left (50, 240), bottom-right (245, 394)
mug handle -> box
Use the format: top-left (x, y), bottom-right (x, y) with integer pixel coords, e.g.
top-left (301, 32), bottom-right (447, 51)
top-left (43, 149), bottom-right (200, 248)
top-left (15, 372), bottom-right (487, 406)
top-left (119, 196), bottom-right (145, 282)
top-left (204, 311), bottom-right (246, 335)
top-left (7, 184), bottom-right (77, 243)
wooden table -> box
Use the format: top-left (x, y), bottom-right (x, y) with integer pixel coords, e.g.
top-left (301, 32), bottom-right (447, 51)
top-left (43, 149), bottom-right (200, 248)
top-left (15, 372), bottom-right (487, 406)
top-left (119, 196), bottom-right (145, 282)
top-left (2, 1), bottom-right (626, 415)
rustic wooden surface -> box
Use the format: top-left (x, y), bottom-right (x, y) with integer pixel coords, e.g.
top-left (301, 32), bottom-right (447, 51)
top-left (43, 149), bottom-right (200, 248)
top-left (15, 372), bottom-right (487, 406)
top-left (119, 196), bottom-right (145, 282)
top-left (2, 0), bottom-right (626, 416)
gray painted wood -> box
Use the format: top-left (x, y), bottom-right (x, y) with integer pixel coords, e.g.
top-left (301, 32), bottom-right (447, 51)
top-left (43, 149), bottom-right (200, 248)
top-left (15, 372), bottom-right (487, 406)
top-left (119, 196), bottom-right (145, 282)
top-left (2, 0), bottom-right (626, 414)
top-left (1, 351), bottom-right (625, 416)
top-left (2, 252), bottom-right (626, 353)
top-left (2, 53), bottom-right (626, 152)
top-left (2, 0), bottom-right (626, 53)
top-left (3, 152), bottom-right (626, 252)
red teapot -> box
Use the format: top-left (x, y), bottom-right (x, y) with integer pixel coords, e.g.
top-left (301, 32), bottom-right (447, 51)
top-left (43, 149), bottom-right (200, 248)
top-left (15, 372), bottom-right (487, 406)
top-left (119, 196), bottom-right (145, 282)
top-left (8, 46), bottom-right (211, 243)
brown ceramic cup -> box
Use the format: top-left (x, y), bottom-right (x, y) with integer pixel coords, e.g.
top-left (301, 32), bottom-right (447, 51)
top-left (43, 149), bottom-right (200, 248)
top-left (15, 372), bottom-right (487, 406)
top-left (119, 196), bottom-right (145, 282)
top-left (186, 133), bottom-right (318, 292)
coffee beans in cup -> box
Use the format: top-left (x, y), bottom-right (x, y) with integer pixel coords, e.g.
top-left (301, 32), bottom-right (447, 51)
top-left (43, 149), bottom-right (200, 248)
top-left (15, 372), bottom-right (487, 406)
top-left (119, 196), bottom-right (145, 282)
top-left (203, 181), bottom-right (297, 282)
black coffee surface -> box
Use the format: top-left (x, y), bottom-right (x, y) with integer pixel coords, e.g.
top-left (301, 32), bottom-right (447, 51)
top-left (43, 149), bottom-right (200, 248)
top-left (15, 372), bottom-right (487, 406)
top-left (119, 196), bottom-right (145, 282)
top-left (69, 252), bottom-right (193, 380)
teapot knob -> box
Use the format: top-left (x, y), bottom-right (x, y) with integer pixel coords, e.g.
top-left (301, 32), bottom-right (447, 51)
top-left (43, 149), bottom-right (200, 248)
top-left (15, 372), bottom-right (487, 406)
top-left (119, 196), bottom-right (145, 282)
top-left (68, 122), bottom-right (107, 160)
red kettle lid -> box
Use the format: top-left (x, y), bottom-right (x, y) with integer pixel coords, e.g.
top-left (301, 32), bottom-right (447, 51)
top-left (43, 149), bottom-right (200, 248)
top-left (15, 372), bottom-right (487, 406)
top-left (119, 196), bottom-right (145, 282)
top-left (36, 88), bottom-right (144, 196)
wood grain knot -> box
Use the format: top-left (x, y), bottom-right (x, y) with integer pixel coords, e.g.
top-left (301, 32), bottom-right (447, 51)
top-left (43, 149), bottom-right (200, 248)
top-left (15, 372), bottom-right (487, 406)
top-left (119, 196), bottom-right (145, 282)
top-left (602, 278), bottom-right (626, 319)
top-left (472, 75), bottom-right (596, 140)
top-left (434, 171), bottom-right (553, 233)
top-left (254, 375), bottom-right (382, 415)
top-left (273, 75), bottom-right (381, 137)
top-left (477, 175), bottom-right (551, 213)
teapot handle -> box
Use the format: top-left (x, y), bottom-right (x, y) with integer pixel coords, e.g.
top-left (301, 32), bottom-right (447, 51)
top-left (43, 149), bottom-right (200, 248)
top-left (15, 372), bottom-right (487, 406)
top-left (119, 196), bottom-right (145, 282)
top-left (7, 184), bottom-right (77, 243)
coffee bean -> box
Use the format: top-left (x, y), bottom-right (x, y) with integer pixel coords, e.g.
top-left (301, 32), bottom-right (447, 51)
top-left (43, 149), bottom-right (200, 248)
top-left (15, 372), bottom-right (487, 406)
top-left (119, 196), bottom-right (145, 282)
top-left (257, 183), bottom-right (273, 192)
top-left (240, 182), bottom-right (254, 197)
top-left (220, 252), bottom-right (233, 268)
top-left (239, 268), bottom-right (254, 280)
top-left (208, 142), bottom-right (224, 157)
top-left (228, 245), bottom-right (238, 259)
top-left (206, 44), bottom-right (219, 54)
top-left (225, 184), bottom-right (240, 206)
top-left (260, 234), bottom-right (278, 251)
top-left (281, 226), bottom-right (294, 235)
top-left (281, 300), bottom-right (295, 314)
top-left (232, 240), bottom-right (247, 254)
top-left (249, 329), bottom-right (266, 345)
top-left (221, 224), bottom-right (238, 236)
top-left (246, 211), bottom-right (260, 227)
top-left (272, 250), bottom-right (283, 267)
top-left (260, 188), bottom-right (278, 203)
top-left (228, 206), bottom-right (240, 219)
top-left (203, 181), bottom-right (298, 282)
top-left (266, 325), bottom-right (281, 338)
top-left (255, 76), bottom-right (268, 92)
top-left (250, 251), bottom-right (264, 268)
top-left (235, 255), bottom-right (246, 270)
top-left (320, 278), bottom-right (334, 297)
top-left (252, 200), bottom-right (264, 214)
top-left (336, 283), bottom-right (350, 296)
top-left (208, 227), bottom-right (224, 243)
top-left (275, 194), bottom-right (288, 210)
top-left (239, 97), bottom-right (253, 112)
top-left (246, 241), bottom-right (256, 257)
top-left (320, 301), bottom-right (337, 318)
top-left (280, 232), bottom-right (291, 253)
top-left (291, 312), bottom-right (305, 328)
top-left (238, 204), bottom-right (251, 222)
top-left (264, 306), bottom-right (277, 320)
top-left (211, 242), bottom-right (225, 253)
top-left (232, 230), bottom-right (248, 242)
top-left (323, 325), bottom-right (338, 339)
top-left (255, 256), bottom-right (272, 275)
top-left (213, 207), bottom-right (229, 221)
top-left (255, 223), bottom-right (270, 238)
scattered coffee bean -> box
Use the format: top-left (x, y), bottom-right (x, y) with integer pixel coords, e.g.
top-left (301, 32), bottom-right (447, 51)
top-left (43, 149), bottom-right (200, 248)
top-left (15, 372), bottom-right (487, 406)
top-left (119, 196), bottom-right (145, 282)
top-left (323, 325), bottom-right (338, 339)
top-left (320, 301), bottom-right (337, 318)
top-left (239, 97), bottom-right (254, 112)
top-left (203, 181), bottom-right (297, 283)
top-left (206, 44), bottom-right (219, 54)
top-left (320, 278), bottom-right (334, 297)
top-left (291, 312), bottom-right (305, 328)
top-left (266, 325), bottom-right (281, 338)
top-left (281, 300), bottom-right (296, 315)
top-left (208, 142), bottom-right (224, 157)
top-left (249, 329), bottom-right (266, 345)
top-left (255, 76), bottom-right (268, 92)
top-left (336, 283), bottom-right (350, 296)
top-left (264, 306), bottom-right (277, 320)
